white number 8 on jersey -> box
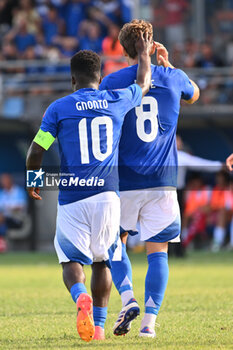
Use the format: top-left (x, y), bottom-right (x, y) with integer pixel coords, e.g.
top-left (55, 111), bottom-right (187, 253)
top-left (135, 96), bottom-right (159, 142)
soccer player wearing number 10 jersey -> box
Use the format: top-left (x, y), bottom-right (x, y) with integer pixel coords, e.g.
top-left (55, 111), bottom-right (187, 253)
top-left (100, 20), bottom-right (200, 338)
top-left (26, 33), bottom-right (152, 343)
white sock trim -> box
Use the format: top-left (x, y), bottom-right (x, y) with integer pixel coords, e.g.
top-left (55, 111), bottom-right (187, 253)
top-left (141, 313), bottom-right (157, 330)
top-left (121, 290), bottom-right (134, 307)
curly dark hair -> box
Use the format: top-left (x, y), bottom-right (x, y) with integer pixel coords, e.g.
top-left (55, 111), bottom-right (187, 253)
top-left (70, 50), bottom-right (101, 83)
top-left (119, 19), bottom-right (153, 59)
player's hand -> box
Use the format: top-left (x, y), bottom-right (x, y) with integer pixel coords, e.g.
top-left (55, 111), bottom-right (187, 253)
top-left (27, 187), bottom-right (42, 200)
top-left (155, 42), bottom-right (173, 68)
top-left (226, 153), bottom-right (233, 171)
top-left (135, 30), bottom-right (152, 56)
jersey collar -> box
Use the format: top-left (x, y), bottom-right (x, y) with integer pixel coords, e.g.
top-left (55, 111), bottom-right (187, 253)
top-left (75, 88), bottom-right (97, 93)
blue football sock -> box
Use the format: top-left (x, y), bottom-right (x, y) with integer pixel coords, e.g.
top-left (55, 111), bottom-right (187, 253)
top-left (111, 242), bottom-right (133, 295)
top-left (145, 252), bottom-right (169, 315)
top-left (70, 282), bottom-right (87, 303)
top-left (93, 306), bottom-right (107, 329)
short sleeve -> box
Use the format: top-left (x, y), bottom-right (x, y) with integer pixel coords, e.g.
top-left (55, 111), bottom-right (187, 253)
top-left (104, 83), bottom-right (142, 114)
top-left (123, 84), bottom-right (143, 109)
top-left (176, 69), bottom-right (194, 100)
top-left (40, 102), bottom-right (58, 138)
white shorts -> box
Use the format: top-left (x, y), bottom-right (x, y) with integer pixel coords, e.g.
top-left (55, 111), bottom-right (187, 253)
top-left (54, 191), bottom-right (121, 266)
top-left (120, 187), bottom-right (181, 242)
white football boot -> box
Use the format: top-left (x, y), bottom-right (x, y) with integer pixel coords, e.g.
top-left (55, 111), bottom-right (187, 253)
top-left (113, 298), bottom-right (140, 336)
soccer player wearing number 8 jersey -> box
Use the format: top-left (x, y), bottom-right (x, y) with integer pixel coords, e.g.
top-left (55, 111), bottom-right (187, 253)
top-left (100, 19), bottom-right (200, 338)
top-left (26, 32), bottom-right (152, 343)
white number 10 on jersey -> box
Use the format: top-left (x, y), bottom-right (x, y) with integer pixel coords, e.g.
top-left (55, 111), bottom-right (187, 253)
top-left (79, 116), bottom-right (113, 164)
top-left (135, 96), bottom-right (159, 142)
top-left (78, 96), bottom-right (159, 164)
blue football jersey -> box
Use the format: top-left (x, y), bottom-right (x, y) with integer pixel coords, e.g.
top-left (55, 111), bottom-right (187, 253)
top-left (39, 85), bottom-right (142, 204)
top-left (99, 64), bottom-right (194, 190)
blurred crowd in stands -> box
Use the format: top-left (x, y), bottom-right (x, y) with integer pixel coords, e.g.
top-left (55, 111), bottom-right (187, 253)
top-left (0, 0), bottom-right (130, 75)
top-left (0, 0), bottom-right (233, 68)
top-left (0, 0), bottom-right (233, 105)
top-left (181, 169), bottom-right (233, 253)
top-left (152, 0), bottom-right (233, 105)
top-left (152, 0), bottom-right (233, 67)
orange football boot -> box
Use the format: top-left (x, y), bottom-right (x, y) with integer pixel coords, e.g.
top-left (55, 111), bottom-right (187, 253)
top-left (76, 293), bottom-right (95, 342)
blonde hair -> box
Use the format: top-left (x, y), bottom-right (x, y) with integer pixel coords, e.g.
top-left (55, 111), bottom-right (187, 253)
top-left (119, 19), bottom-right (153, 59)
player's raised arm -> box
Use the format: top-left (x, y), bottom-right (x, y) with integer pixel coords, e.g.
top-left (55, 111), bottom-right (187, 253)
top-left (135, 31), bottom-right (152, 97)
top-left (155, 41), bottom-right (174, 69)
top-left (156, 41), bottom-right (200, 104)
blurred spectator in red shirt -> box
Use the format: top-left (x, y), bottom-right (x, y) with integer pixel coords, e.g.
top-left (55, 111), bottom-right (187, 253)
top-left (102, 23), bottom-right (127, 76)
top-left (182, 174), bottom-right (211, 248)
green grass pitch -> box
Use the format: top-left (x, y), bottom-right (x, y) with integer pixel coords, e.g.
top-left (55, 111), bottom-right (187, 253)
top-left (0, 251), bottom-right (232, 350)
